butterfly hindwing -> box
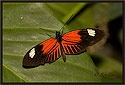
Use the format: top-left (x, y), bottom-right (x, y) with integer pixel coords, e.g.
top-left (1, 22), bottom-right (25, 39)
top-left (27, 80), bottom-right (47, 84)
top-left (23, 38), bottom-right (61, 68)
top-left (62, 28), bottom-right (104, 55)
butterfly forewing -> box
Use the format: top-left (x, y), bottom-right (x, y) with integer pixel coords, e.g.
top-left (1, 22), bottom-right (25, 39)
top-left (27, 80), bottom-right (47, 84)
top-left (62, 28), bottom-right (104, 55)
top-left (23, 38), bottom-right (62, 68)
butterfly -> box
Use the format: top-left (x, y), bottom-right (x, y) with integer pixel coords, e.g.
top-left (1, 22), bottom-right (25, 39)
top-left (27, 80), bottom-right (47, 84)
top-left (23, 28), bottom-right (104, 68)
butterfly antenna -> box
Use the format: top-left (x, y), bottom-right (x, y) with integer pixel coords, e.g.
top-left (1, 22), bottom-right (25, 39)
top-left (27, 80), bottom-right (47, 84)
top-left (39, 27), bottom-right (52, 38)
top-left (60, 22), bottom-right (67, 34)
top-left (59, 14), bottom-right (74, 34)
top-left (45, 33), bottom-right (52, 38)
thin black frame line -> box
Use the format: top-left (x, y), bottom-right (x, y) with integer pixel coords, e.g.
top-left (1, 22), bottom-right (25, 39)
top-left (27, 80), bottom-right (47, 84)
top-left (1, 1), bottom-right (124, 84)
top-left (1, 1), bottom-right (124, 3)
top-left (1, 1), bottom-right (3, 84)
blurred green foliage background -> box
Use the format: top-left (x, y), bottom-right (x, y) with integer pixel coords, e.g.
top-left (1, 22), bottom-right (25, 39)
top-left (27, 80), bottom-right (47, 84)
top-left (3, 2), bottom-right (123, 83)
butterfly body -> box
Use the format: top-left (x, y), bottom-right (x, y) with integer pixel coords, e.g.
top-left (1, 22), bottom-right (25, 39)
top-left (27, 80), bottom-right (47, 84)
top-left (56, 31), bottom-right (62, 42)
top-left (23, 28), bottom-right (104, 68)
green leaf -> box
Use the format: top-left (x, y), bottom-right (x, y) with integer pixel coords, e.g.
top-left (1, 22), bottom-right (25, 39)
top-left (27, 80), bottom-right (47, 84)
top-left (61, 3), bottom-right (87, 23)
top-left (97, 55), bottom-right (122, 78)
top-left (102, 77), bottom-right (122, 83)
top-left (3, 3), bottom-right (101, 82)
top-left (3, 65), bottom-right (26, 82)
top-left (47, 3), bottom-right (97, 30)
top-left (46, 3), bottom-right (122, 30)
top-left (90, 54), bottom-right (122, 82)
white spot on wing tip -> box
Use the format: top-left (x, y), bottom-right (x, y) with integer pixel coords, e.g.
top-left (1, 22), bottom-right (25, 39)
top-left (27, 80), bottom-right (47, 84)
top-left (87, 29), bottom-right (96, 37)
top-left (29, 48), bottom-right (35, 58)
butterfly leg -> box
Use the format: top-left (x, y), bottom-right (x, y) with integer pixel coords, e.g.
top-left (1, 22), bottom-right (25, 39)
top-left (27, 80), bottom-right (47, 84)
top-left (60, 43), bottom-right (66, 62)
top-left (62, 50), bottom-right (66, 62)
